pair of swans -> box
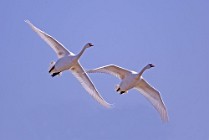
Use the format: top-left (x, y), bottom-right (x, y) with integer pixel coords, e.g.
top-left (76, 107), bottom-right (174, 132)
top-left (25, 20), bottom-right (168, 122)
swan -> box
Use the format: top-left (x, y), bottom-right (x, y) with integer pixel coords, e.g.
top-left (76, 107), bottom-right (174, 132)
top-left (25, 20), bottom-right (111, 108)
top-left (87, 64), bottom-right (168, 121)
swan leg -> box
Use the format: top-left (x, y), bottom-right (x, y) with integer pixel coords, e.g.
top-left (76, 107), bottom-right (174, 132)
top-left (120, 91), bottom-right (126, 94)
top-left (51, 72), bottom-right (61, 77)
top-left (49, 65), bottom-right (55, 73)
top-left (116, 87), bottom-right (120, 92)
top-left (115, 84), bottom-right (121, 92)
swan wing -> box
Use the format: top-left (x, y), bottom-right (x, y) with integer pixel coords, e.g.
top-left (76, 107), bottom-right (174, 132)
top-left (135, 78), bottom-right (168, 122)
top-left (86, 65), bottom-right (131, 79)
top-left (71, 63), bottom-right (111, 108)
top-left (25, 20), bottom-right (73, 58)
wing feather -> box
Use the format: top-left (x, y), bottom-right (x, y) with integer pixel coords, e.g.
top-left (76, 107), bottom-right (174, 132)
top-left (135, 78), bottom-right (169, 122)
top-left (86, 65), bottom-right (131, 79)
top-left (71, 63), bottom-right (111, 108)
top-left (25, 20), bottom-right (73, 58)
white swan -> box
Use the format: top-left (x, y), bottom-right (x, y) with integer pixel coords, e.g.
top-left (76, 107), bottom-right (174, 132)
top-left (25, 20), bottom-right (111, 108)
top-left (87, 64), bottom-right (168, 121)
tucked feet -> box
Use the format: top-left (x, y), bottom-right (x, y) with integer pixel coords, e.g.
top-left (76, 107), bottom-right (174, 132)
top-left (49, 65), bottom-right (55, 73)
top-left (116, 87), bottom-right (120, 92)
top-left (115, 85), bottom-right (126, 94)
top-left (51, 72), bottom-right (61, 77)
top-left (120, 91), bottom-right (126, 94)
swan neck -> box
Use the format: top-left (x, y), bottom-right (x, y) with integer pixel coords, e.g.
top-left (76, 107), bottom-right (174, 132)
top-left (76, 46), bottom-right (87, 60)
top-left (136, 67), bottom-right (147, 79)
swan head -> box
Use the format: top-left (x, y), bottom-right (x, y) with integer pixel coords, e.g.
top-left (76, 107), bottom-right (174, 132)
top-left (136, 64), bottom-right (155, 79)
top-left (146, 64), bottom-right (155, 69)
top-left (84, 43), bottom-right (94, 49)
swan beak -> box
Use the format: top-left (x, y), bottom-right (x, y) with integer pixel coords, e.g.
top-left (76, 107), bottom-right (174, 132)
top-left (89, 43), bottom-right (94, 46)
top-left (150, 64), bottom-right (155, 67)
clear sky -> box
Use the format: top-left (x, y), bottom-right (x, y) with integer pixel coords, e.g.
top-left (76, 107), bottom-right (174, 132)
top-left (0, 0), bottom-right (209, 139)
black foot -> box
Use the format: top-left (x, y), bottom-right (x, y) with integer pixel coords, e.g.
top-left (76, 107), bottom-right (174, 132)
top-left (49, 66), bottom-right (55, 73)
top-left (51, 72), bottom-right (60, 77)
top-left (120, 91), bottom-right (126, 94)
top-left (116, 88), bottom-right (120, 92)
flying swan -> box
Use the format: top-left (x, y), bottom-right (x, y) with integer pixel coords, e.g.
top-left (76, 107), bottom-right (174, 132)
top-left (87, 64), bottom-right (168, 121)
top-left (25, 20), bottom-right (111, 108)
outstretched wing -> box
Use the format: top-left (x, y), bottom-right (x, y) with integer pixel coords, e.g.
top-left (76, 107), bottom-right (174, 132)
top-left (135, 78), bottom-right (169, 122)
top-left (86, 64), bottom-right (131, 79)
top-left (71, 62), bottom-right (112, 108)
top-left (25, 20), bottom-right (74, 58)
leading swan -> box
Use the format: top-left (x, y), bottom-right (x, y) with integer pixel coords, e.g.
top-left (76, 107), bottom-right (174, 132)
top-left (87, 64), bottom-right (168, 121)
top-left (25, 20), bottom-right (111, 108)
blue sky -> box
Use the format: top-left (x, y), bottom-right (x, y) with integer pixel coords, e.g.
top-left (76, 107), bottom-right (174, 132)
top-left (0, 0), bottom-right (209, 139)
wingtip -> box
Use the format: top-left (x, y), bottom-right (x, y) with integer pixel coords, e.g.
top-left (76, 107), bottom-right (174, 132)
top-left (25, 20), bottom-right (33, 27)
top-left (100, 100), bottom-right (114, 109)
top-left (162, 118), bottom-right (169, 123)
top-left (24, 19), bottom-right (30, 24)
top-left (161, 113), bottom-right (169, 123)
top-left (104, 103), bottom-right (115, 109)
top-left (25, 20), bottom-right (38, 31)
top-left (25, 20), bottom-right (34, 28)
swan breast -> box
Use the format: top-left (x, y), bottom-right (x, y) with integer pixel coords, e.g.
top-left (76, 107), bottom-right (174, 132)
top-left (120, 73), bottom-right (138, 91)
top-left (54, 56), bottom-right (75, 72)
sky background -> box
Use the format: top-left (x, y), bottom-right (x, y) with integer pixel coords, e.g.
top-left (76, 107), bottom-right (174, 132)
top-left (0, 0), bottom-right (209, 139)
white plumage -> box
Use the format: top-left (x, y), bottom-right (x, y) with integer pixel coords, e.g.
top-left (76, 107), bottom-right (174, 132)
top-left (87, 64), bottom-right (169, 122)
top-left (25, 20), bottom-right (111, 108)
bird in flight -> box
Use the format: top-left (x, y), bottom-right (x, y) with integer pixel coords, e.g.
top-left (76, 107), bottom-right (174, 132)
top-left (25, 20), bottom-right (111, 108)
top-left (87, 64), bottom-right (168, 122)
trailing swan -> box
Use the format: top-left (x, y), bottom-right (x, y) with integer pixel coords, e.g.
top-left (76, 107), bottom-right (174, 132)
top-left (25, 20), bottom-right (111, 108)
top-left (87, 64), bottom-right (168, 121)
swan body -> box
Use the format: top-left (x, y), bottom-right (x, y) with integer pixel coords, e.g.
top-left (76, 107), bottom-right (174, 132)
top-left (49, 55), bottom-right (77, 74)
top-left (118, 72), bottom-right (139, 92)
top-left (25, 20), bottom-right (111, 108)
top-left (87, 64), bottom-right (168, 122)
